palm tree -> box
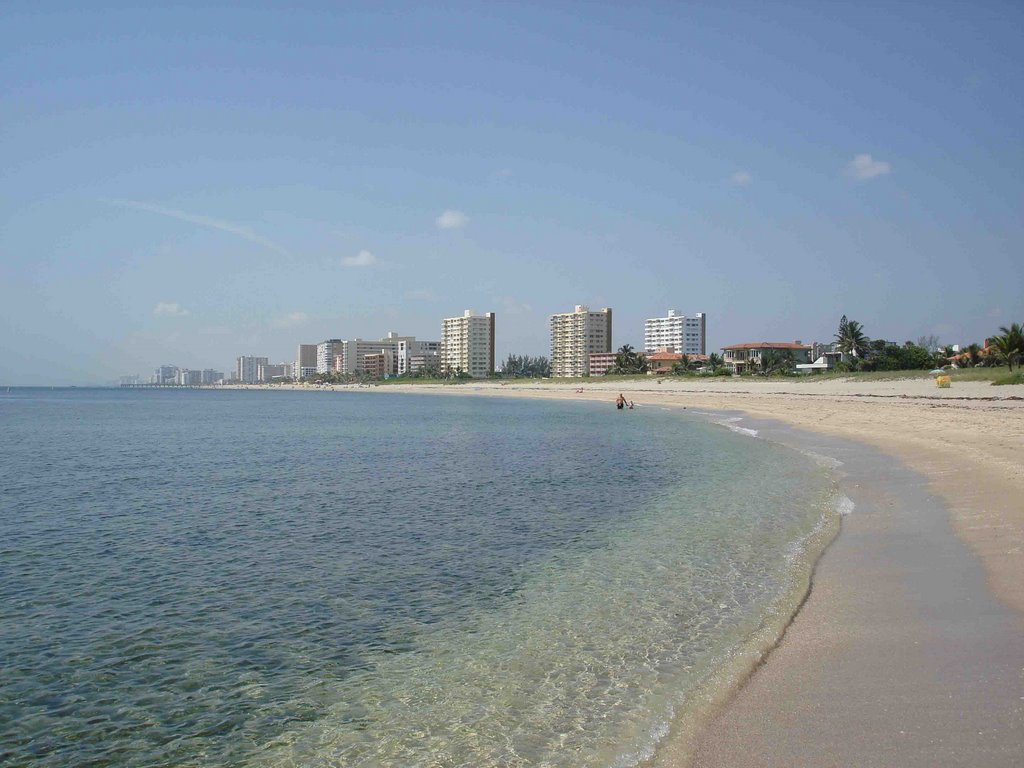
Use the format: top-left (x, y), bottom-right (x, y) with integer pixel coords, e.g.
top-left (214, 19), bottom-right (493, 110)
top-left (611, 344), bottom-right (647, 374)
top-left (966, 343), bottom-right (981, 367)
top-left (707, 352), bottom-right (724, 373)
top-left (835, 316), bottom-right (870, 363)
top-left (759, 349), bottom-right (795, 376)
top-left (992, 323), bottom-right (1024, 371)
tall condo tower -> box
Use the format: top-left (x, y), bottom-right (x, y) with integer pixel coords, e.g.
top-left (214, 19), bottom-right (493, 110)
top-left (236, 356), bottom-right (268, 384)
top-left (549, 305), bottom-right (613, 378)
top-left (294, 344), bottom-right (317, 380)
top-left (440, 310), bottom-right (496, 378)
top-left (644, 310), bottom-right (706, 355)
top-left (316, 339), bottom-right (344, 374)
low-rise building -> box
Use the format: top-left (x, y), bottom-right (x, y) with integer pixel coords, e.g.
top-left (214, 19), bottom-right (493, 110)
top-left (645, 347), bottom-right (709, 374)
top-left (362, 351), bottom-right (395, 379)
top-left (408, 351), bottom-right (441, 374)
top-left (588, 351), bottom-right (618, 376)
top-left (796, 351), bottom-right (843, 373)
top-left (722, 341), bottom-right (812, 373)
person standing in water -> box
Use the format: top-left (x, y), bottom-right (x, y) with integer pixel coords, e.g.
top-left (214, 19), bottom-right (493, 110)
top-left (616, 393), bottom-right (626, 410)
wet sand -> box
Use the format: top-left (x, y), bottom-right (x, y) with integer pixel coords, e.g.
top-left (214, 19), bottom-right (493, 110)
top-left (680, 419), bottom-right (1024, 767)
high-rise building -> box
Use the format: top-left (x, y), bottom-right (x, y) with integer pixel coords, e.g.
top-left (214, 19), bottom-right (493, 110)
top-left (643, 310), bottom-right (706, 355)
top-left (316, 339), bottom-right (344, 374)
top-left (392, 335), bottom-right (441, 375)
top-left (177, 368), bottom-right (203, 386)
top-left (440, 310), bottom-right (495, 378)
top-left (236, 356), bottom-right (268, 384)
top-left (257, 363), bottom-right (288, 382)
top-left (549, 305), bottom-right (612, 378)
top-left (295, 344), bottom-right (317, 380)
top-left (201, 369), bottom-right (224, 385)
top-left (334, 338), bottom-right (401, 375)
top-left (153, 365), bottom-right (178, 385)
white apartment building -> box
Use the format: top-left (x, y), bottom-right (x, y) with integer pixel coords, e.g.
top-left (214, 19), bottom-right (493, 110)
top-left (236, 356), bottom-right (268, 384)
top-left (395, 337), bottom-right (441, 375)
top-left (549, 305), bottom-right (613, 378)
top-left (316, 339), bottom-right (345, 374)
top-left (295, 344), bottom-right (317, 380)
top-left (440, 310), bottom-right (495, 378)
top-left (377, 332), bottom-right (437, 375)
top-left (644, 310), bottom-right (706, 355)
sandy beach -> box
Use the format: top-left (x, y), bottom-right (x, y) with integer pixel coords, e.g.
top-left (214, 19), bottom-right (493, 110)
top-left (233, 375), bottom-right (1024, 764)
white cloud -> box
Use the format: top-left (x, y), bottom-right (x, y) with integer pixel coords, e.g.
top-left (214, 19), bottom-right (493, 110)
top-left (730, 170), bottom-right (753, 186)
top-left (153, 302), bottom-right (189, 317)
top-left (113, 200), bottom-right (291, 256)
top-left (272, 311), bottom-right (309, 329)
top-left (845, 154), bottom-right (891, 181)
top-left (435, 209), bottom-right (469, 230)
top-left (341, 250), bottom-right (378, 268)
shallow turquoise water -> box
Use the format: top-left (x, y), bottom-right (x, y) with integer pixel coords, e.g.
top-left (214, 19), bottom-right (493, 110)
top-left (0, 389), bottom-right (834, 767)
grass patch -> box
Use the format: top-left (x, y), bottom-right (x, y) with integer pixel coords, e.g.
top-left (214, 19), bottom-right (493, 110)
top-left (991, 371), bottom-right (1024, 386)
top-left (795, 367), bottom-right (1015, 383)
top-left (375, 377), bottom-right (467, 385)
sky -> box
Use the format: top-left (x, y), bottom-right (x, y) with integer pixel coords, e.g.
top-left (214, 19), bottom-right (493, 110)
top-left (1, 1), bottom-right (1022, 384)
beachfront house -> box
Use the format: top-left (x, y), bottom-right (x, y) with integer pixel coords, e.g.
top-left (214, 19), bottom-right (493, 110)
top-left (721, 341), bottom-right (812, 373)
top-left (796, 351), bottom-right (844, 373)
top-left (645, 347), bottom-right (709, 374)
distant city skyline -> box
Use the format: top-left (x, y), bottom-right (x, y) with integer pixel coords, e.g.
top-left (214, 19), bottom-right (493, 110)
top-left (2, 3), bottom-right (1022, 385)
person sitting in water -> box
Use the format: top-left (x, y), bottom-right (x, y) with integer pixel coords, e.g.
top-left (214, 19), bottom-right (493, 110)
top-left (628, 401), bottom-right (635, 409)
top-left (616, 393), bottom-right (626, 409)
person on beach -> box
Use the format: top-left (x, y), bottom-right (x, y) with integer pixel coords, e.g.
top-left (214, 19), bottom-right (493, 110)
top-left (616, 393), bottom-right (626, 409)
top-left (628, 401), bottom-right (634, 409)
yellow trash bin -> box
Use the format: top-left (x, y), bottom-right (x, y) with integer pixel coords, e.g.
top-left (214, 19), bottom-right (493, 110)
top-left (936, 375), bottom-right (951, 388)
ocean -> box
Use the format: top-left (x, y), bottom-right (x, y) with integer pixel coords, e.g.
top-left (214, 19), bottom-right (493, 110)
top-left (0, 388), bottom-right (837, 767)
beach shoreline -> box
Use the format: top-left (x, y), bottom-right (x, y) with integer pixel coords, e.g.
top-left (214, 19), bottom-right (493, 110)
top-left (230, 376), bottom-right (1024, 765)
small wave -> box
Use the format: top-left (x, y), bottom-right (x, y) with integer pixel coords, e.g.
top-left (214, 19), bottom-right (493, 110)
top-left (800, 450), bottom-right (844, 470)
top-left (716, 417), bottom-right (759, 437)
top-left (835, 495), bottom-right (855, 515)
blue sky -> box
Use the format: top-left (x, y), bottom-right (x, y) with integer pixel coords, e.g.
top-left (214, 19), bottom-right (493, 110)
top-left (1, 1), bottom-right (1021, 384)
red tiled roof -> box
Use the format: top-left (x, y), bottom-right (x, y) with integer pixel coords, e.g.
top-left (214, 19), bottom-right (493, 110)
top-left (722, 342), bottom-right (811, 350)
